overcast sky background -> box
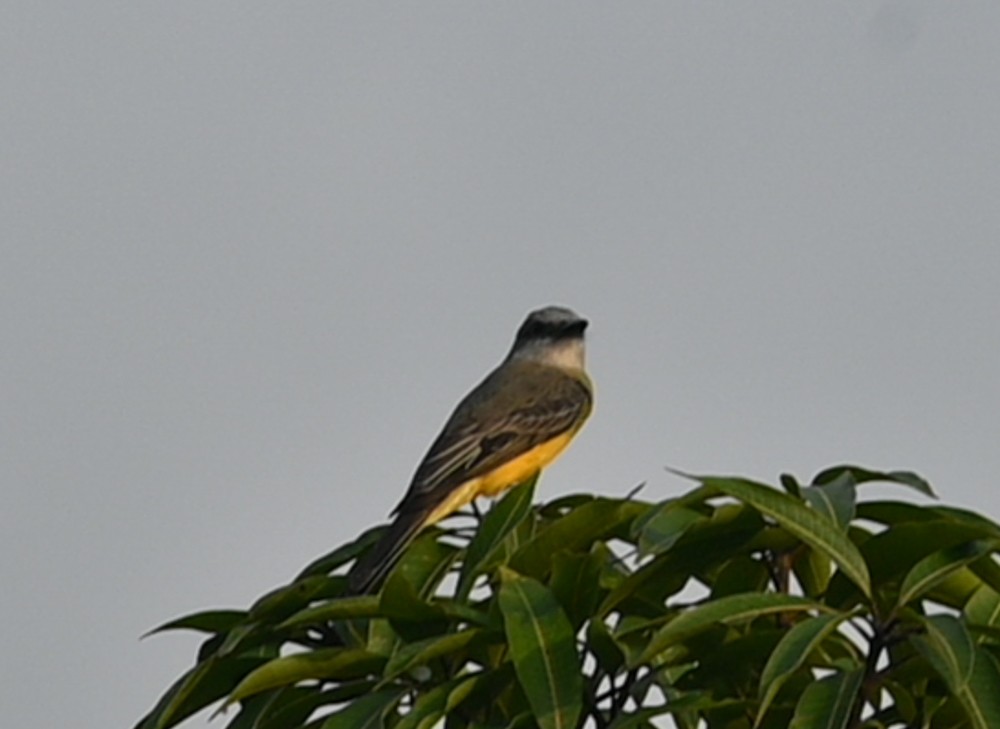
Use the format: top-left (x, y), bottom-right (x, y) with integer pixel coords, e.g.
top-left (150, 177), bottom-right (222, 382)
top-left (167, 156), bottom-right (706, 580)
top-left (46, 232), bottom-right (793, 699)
top-left (4, 3), bottom-right (1000, 727)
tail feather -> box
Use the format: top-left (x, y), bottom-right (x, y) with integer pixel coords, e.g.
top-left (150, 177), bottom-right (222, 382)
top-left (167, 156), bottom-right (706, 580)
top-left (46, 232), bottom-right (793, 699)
top-left (347, 509), bottom-right (430, 595)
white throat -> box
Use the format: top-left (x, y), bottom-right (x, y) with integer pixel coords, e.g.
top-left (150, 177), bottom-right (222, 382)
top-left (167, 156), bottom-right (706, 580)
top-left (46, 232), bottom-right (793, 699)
top-left (508, 337), bottom-right (586, 371)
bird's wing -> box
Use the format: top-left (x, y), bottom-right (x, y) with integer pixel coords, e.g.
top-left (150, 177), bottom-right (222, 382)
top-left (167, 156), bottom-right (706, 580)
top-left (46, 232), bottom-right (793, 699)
top-left (393, 364), bottom-right (591, 515)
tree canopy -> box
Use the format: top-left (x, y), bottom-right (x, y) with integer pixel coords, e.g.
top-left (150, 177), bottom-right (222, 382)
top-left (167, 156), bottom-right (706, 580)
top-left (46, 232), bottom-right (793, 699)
top-left (136, 466), bottom-right (1000, 729)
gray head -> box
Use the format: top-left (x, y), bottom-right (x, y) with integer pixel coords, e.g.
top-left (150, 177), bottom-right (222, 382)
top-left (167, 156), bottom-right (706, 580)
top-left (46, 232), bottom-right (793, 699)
top-left (507, 306), bottom-right (588, 368)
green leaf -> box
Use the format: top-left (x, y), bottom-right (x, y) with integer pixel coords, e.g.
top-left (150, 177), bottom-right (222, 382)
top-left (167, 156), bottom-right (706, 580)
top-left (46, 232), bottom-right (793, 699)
top-left (317, 688), bottom-right (404, 729)
top-left (586, 618), bottom-right (624, 675)
top-left (378, 534), bottom-right (458, 642)
top-left (393, 676), bottom-right (467, 729)
top-left (802, 473), bottom-right (856, 530)
top-left (756, 611), bottom-right (854, 727)
top-left (548, 547), bottom-right (605, 629)
top-left (848, 521), bottom-right (999, 596)
top-left (898, 540), bottom-right (997, 608)
top-left (911, 614), bottom-right (975, 693)
top-left (249, 576), bottom-right (342, 622)
top-left (226, 649), bottom-right (385, 705)
top-left (143, 610), bottom-right (248, 638)
top-left (788, 668), bottom-right (864, 729)
top-left (710, 555), bottom-right (770, 599)
top-left (880, 679), bottom-right (918, 726)
top-left (958, 646), bottom-right (1000, 729)
top-left (779, 473), bottom-right (802, 498)
top-left (133, 655), bottom-right (269, 729)
top-left (793, 546), bottom-right (833, 598)
top-left (606, 697), bottom-right (737, 729)
top-left (386, 530), bottom-right (459, 599)
top-left (296, 527), bottom-right (383, 579)
top-left (632, 502), bottom-right (706, 557)
top-left (969, 552), bottom-right (1000, 595)
top-left (599, 503), bottom-right (765, 617)
top-left (637, 593), bottom-right (825, 665)
top-left (929, 506), bottom-right (1000, 537)
top-left (855, 500), bottom-right (937, 526)
top-left (457, 478), bottom-right (536, 598)
top-left (244, 683), bottom-right (377, 729)
top-left (509, 499), bottom-right (645, 579)
top-left (811, 465), bottom-right (935, 498)
top-left (497, 567), bottom-right (583, 729)
top-left (276, 595), bottom-right (381, 631)
top-left (965, 584), bottom-right (1000, 637)
top-left (697, 476), bottom-right (871, 598)
top-left (383, 628), bottom-right (484, 679)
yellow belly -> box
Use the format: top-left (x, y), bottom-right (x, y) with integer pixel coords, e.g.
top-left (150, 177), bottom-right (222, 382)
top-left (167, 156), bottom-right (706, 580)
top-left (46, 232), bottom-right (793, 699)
top-left (424, 431), bottom-right (576, 526)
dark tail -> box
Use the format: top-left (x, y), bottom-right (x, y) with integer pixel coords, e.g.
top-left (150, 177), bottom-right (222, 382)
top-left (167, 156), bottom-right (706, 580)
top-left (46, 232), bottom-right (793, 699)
top-left (347, 509), bottom-right (430, 595)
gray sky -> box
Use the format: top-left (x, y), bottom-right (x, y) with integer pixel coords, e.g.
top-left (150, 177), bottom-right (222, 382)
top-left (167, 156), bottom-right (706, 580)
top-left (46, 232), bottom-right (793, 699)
top-left (4, 3), bottom-right (1000, 727)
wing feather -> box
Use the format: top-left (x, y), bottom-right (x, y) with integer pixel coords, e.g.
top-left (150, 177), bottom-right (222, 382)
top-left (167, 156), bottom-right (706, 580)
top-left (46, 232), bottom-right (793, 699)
top-left (392, 363), bottom-right (591, 515)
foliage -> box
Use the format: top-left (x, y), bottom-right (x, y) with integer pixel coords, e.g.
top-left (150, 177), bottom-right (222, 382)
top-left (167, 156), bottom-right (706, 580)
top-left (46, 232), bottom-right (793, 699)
top-left (136, 466), bottom-right (1000, 729)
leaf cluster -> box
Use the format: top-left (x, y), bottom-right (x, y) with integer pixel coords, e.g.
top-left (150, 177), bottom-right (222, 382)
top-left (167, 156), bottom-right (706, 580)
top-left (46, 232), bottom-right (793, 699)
top-left (136, 466), bottom-right (1000, 729)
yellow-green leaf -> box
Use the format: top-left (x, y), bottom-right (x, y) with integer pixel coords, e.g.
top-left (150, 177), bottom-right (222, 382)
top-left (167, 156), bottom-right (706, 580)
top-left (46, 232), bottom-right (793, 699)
top-left (637, 592), bottom-right (824, 665)
top-left (700, 476), bottom-right (871, 598)
top-left (226, 649), bottom-right (384, 705)
top-left (498, 567), bottom-right (582, 729)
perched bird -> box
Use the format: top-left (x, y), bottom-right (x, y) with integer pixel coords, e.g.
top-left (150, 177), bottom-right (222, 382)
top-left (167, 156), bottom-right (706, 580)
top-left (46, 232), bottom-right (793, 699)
top-left (347, 305), bottom-right (593, 594)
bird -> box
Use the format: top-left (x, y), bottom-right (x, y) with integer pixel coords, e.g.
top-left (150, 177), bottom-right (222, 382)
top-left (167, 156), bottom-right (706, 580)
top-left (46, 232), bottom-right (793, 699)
top-left (346, 305), bottom-right (593, 595)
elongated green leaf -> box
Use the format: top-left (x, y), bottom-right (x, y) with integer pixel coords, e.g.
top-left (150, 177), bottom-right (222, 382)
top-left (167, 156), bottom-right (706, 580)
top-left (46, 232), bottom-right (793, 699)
top-left (788, 668), bottom-right (863, 729)
top-left (393, 676), bottom-right (467, 729)
top-left (969, 552), bottom-right (1000, 595)
top-left (445, 672), bottom-right (488, 713)
top-left (632, 503), bottom-right (706, 557)
top-left (276, 595), bottom-right (381, 631)
top-left (296, 527), bottom-right (383, 579)
top-left (245, 683), bottom-right (376, 729)
top-left (930, 567), bottom-right (983, 609)
top-left (549, 547), bottom-right (605, 629)
top-left (386, 531), bottom-right (459, 599)
top-left (143, 610), bottom-right (248, 638)
top-left (811, 465), bottom-right (935, 498)
top-left (599, 504), bottom-right (765, 617)
top-left (710, 555), bottom-right (770, 599)
top-left (756, 612), bottom-right (853, 726)
top-left (966, 584), bottom-right (1000, 636)
top-left (509, 499), bottom-right (645, 578)
top-left (802, 473), bottom-right (856, 530)
top-left (133, 655), bottom-right (269, 729)
top-left (457, 479), bottom-right (536, 598)
top-left (384, 628), bottom-right (483, 679)
top-left (880, 680), bottom-right (918, 727)
top-left (855, 500), bottom-right (937, 526)
top-left (606, 694), bottom-right (747, 729)
top-left (898, 540), bottom-right (996, 608)
top-left (779, 473), bottom-right (802, 498)
top-left (318, 688), bottom-right (404, 729)
top-left (794, 546), bottom-right (833, 598)
top-left (443, 664), bottom-right (517, 718)
top-left (226, 649), bottom-right (385, 705)
top-left (637, 593), bottom-right (824, 664)
top-left (850, 521), bottom-right (999, 594)
top-left (929, 506), bottom-right (1000, 538)
top-left (249, 576), bottom-right (342, 622)
top-left (912, 614), bottom-right (975, 693)
top-left (538, 493), bottom-right (598, 515)
top-left (225, 687), bottom-right (305, 729)
top-left (698, 476), bottom-right (871, 598)
top-left (498, 567), bottom-right (583, 729)
top-left (587, 618), bottom-right (625, 675)
top-left (958, 646), bottom-right (1000, 729)
top-left (378, 534), bottom-right (457, 641)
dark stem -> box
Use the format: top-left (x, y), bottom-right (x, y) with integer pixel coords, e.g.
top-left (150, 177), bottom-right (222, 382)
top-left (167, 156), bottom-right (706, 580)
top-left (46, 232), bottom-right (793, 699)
top-left (848, 620), bottom-right (890, 729)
